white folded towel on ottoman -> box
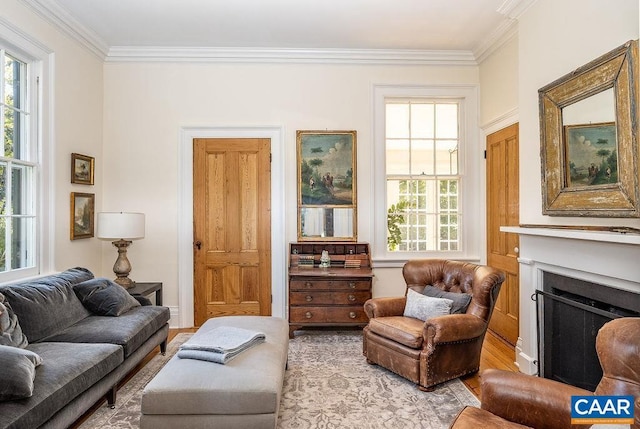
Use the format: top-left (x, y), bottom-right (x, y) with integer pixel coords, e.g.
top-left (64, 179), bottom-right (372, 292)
top-left (177, 325), bottom-right (266, 364)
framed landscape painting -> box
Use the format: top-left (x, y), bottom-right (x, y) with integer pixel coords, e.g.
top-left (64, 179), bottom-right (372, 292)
top-left (70, 192), bottom-right (95, 240)
top-left (71, 153), bottom-right (95, 185)
top-left (297, 130), bottom-right (356, 206)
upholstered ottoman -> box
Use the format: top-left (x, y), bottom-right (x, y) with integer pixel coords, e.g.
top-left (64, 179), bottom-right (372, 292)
top-left (140, 316), bottom-right (289, 429)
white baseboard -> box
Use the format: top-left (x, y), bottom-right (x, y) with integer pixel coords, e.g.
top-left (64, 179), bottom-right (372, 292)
top-left (167, 306), bottom-right (180, 328)
top-left (516, 337), bottom-right (538, 375)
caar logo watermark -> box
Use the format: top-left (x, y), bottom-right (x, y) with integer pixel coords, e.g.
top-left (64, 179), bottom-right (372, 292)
top-left (571, 395), bottom-right (634, 424)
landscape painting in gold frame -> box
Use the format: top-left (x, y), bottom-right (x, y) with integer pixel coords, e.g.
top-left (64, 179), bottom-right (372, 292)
top-left (71, 153), bottom-right (95, 185)
top-left (70, 192), bottom-right (95, 240)
top-left (296, 130), bottom-right (357, 241)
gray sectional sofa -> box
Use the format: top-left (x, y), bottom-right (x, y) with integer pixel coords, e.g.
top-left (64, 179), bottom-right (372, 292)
top-left (0, 267), bottom-right (170, 429)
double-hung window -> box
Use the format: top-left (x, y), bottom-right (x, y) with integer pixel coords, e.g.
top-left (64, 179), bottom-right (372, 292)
top-left (373, 85), bottom-right (481, 263)
top-left (0, 47), bottom-right (38, 279)
top-left (386, 100), bottom-right (460, 252)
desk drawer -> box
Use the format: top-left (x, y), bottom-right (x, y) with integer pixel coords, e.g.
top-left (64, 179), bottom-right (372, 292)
top-left (290, 291), bottom-right (370, 305)
top-left (289, 306), bottom-right (368, 324)
top-left (290, 279), bottom-right (370, 291)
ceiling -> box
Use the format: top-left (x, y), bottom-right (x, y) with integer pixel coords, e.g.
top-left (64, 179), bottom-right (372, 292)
top-left (24, 0), bottom-right (535, 61)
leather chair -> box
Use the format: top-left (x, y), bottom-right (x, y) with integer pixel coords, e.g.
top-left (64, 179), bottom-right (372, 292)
top-left (450, 317), bottom-right (640, 429)
top-left (362, 259), bottom-right (505, 391)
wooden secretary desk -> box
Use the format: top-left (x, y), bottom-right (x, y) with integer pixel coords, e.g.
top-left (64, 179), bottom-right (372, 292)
top-left (288, 242), bottom-right (373, 338)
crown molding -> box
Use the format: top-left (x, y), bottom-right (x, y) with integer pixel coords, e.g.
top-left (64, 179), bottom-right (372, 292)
top-left (473, 0), bottom-right (535, 64)
top-left (473, 18), bottom-right (518, 64)
top-left (497, 0), bottom-right (538, 19)
top-left (18, 0), bottom-right (108, 59)
top-left (18, 0), bottom-right (524, 66)
top-left (104, 46), bottom-right (479, 65)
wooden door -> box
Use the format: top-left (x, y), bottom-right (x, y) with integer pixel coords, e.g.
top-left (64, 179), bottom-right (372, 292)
top-left (486, 123), bottom-right (520, 346)
top-left (193, 138), bottom-right (271, 326)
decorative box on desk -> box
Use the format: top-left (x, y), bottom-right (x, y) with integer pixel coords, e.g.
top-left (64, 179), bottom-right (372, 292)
top-left (288, 242), bottom-right (373, 338)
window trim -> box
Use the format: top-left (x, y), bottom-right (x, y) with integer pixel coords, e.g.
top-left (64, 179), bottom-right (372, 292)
top-left (0, 19), bottom-right (53, 282)
top-left (372, 84), bottom-right (482, 266)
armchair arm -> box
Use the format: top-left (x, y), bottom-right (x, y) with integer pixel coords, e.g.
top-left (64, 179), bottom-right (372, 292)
top-left (364, 297), bottom-right (406, 319)
top-left (480, 369), bottom-right (592, 429)
top-left (422, 314), bottom-right (486, 344)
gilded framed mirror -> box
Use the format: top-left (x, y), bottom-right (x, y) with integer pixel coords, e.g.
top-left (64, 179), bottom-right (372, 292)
top-left (539, 39), bottom-right (639, 217)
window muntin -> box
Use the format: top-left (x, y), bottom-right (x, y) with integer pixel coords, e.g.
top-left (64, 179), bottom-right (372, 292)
top-left (385, 100), bottom-right (460, 253)
top-left (1, 50), bottom-right (36, 275)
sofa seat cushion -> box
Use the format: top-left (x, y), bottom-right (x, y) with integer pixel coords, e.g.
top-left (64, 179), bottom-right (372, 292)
top-left (0, 268), bottom-right (94, 342)
top-left (43, 305), bottom-right (170, 358)
top-left (0, 341), bottom-right (122, 429)
top-left (367, 316), bottom-right (425, 349)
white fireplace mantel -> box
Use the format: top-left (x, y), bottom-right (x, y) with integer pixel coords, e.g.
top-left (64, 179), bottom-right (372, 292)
top-left (501, 226), bottom-right (640, 245)
top-left (499, 225), bottom-right (640, 376)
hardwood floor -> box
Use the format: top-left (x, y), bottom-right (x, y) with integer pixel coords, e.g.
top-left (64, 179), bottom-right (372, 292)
top-left (461, 330), bottom-right (519, 398)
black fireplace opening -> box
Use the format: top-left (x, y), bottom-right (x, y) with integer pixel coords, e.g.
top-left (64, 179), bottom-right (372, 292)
top-left (536, 271), bottom-right (640, 391)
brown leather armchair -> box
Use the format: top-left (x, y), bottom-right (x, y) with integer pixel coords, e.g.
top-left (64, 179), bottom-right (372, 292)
top-left (450, 317), bottom-right (640, 429)
top-left (362, 259), bottom-right (505, 391)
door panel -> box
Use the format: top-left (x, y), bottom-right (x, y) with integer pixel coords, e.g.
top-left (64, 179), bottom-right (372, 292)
top-left (486, 123), bottom-right (520, 346)
top-left (193, 138), bottom-right (271, 326)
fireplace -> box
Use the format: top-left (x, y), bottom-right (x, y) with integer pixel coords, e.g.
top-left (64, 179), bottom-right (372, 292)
top-left (500, 226), bottom-right (640, 377)
top-left (536, 271), bottom-right (640, 390)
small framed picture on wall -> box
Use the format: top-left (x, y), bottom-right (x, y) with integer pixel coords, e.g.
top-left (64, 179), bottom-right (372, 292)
top-left (71, 153), bottom-right (95, 185)
top-left (70, 192), bottom-right (95, 240)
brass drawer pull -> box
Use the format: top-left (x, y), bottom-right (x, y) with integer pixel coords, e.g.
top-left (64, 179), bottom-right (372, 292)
top-left (348, 294), bottom-right (356, 302)
top-left (349, 311), bottom-right (357, 319)
top-left (305, 311), bottom-right (313, 319)
top-left (304, 282), bottom-right (313, 288)
top-left (305, 295), bottom-right (313, 302)
top-left (349, 282), bottom-right (356, 289)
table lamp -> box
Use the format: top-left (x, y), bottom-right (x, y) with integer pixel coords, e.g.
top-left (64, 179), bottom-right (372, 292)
top-left (97, 212), bottom-right (145, 288)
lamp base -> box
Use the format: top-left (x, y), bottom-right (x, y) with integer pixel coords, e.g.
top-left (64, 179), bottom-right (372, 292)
top-left (114, 276), bottom-right (135, 289)
top-left (111, 239), bottom-right (135, 289)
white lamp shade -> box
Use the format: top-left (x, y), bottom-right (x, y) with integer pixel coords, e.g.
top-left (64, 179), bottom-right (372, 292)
top-left (97, 212), bottom-right (145, 240)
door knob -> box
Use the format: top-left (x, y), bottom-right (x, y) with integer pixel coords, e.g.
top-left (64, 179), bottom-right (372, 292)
top-left (514, 246), bottom-right (519, 254)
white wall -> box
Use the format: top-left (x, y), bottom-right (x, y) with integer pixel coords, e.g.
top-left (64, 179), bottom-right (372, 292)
top-left (519, 0), bottom-right (639, 227)
top-left (102, 62), bottom-right (479, 318)
top-left (479, 35), bottom-right (519, 127)
top-left (3, 0), bottom-right (104, 275)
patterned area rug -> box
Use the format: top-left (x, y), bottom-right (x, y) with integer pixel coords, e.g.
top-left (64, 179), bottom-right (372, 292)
top-left (81, 330), bottom-right (478, 429)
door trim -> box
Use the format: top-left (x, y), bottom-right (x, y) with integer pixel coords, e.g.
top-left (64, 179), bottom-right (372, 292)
top-left (179, 126), bottom-right (285, 328)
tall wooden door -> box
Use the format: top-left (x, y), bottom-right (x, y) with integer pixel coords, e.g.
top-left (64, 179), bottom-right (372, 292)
top-left (193, 138), bottom-right (271, 326)
top-left (486, 123), bottom-right (520, 346)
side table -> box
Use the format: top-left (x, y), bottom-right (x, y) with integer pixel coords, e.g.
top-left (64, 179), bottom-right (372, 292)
top-left (128, 282), bottom-right (163, 306)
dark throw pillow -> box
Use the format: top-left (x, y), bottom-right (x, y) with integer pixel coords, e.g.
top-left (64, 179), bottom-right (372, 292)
top-left (73, 278), bottom-right (141, 317)
top-left (0, 344), bottom-right (42, 401)
top-left (422, 285), bottom-right (472, 314)
top-left (0, 293), bottom-right (28, 348)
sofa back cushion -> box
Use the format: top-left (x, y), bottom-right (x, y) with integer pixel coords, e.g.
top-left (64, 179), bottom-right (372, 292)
top-left (0, 268), bottom-right (94, 342)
